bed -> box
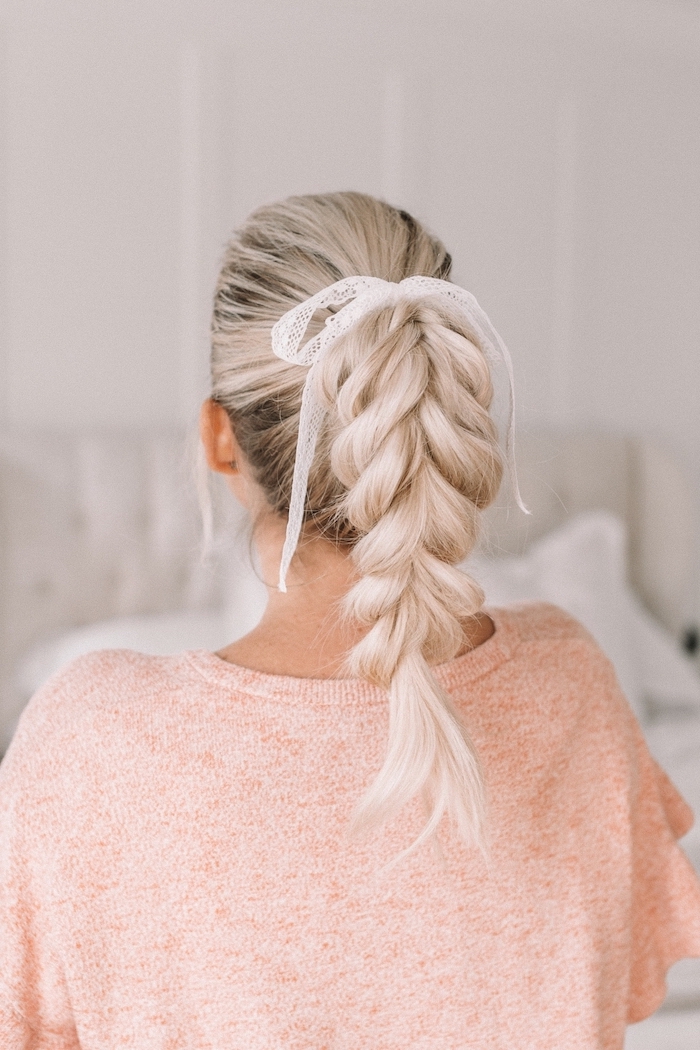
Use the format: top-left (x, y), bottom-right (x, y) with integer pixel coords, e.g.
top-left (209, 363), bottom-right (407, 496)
top-left (0, 428), bottom-right (698, 1047)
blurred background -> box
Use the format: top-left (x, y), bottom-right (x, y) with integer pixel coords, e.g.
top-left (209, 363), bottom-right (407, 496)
top-left (1, 0), bottom-right (700, 1039)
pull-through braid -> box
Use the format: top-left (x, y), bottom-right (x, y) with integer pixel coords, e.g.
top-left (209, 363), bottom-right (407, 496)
top-left (317, 296), bottom-right (503, 862)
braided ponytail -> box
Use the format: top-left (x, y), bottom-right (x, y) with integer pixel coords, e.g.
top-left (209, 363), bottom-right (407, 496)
top-left (317, 298), bottom-right (502, 862)
top-left (210, 192), bottom-right (503, 862)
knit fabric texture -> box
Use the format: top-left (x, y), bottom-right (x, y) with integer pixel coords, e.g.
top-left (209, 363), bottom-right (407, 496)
top-left (1, 603), bottom-right (699, 1049)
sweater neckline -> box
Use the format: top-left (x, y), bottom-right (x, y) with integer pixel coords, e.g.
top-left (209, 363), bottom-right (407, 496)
top-left (184, 605), bottom-right (519, 706)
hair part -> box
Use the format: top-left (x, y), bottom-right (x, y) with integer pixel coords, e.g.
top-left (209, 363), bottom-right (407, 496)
top-left (210, 191), bottom-right (503, 863)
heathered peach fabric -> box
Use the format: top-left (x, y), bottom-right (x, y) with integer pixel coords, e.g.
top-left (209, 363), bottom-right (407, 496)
top-left (1, 603), bottom-right (700, 1050)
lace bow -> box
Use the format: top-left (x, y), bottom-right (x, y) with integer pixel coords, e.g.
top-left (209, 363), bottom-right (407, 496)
top-left (271, 275), bottom-right (528, 592)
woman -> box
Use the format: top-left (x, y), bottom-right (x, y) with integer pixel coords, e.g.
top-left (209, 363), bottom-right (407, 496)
top-left (1, 191), bottom-right (699, 1048)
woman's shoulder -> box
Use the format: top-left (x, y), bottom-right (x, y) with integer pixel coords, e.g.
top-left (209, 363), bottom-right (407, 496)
top-left (490, 601), bottom-right (621, 692)
top-left (498, 600), bottom-right (600, 646)
top-left (19, 647), bottom-right (186, 720)
top-left (441, 602), bottom-right (623, 723)
top-left (1, 649), bottom-right (195, 783)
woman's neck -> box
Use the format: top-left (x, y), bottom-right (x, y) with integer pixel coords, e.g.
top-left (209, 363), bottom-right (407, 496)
top-left (216, 518), bottom-right (494, 679)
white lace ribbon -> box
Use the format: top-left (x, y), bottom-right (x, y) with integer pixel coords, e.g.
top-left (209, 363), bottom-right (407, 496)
top-left (271, 275), bottom-right (528, 592)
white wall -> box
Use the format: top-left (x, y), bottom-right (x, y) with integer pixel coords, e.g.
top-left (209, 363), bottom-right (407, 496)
top-left (1, 0), bottom-right (699, 484)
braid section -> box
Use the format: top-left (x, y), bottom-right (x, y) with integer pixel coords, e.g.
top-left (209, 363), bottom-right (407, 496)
top-left (317, 297), bottom-right (502, 860)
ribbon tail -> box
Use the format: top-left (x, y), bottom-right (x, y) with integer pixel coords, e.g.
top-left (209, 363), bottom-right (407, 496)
top-left (277, 366), bottom-right (326, 591)
top-left (475, 314), bottom-right (530, 516)
top-left (498, 339), bottom-right (530, 516)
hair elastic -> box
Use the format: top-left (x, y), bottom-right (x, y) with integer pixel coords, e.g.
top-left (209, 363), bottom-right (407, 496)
top-left (271, 275), bottom-right (529, 592)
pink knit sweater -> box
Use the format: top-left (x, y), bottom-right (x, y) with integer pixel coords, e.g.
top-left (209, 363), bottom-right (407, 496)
top-left (2, 603), bottom-right (700, 1049)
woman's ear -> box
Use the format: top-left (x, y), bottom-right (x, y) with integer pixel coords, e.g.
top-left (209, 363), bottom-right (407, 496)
top-left (199, 399), bottom-right (241, 475)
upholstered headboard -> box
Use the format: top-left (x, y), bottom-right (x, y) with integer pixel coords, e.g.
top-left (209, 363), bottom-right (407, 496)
top-left (0, 431), bottom-right (239, 750)
top-left (0, 429), bottom-right (697, 751)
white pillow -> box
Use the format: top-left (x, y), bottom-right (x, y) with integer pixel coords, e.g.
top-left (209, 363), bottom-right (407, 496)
top-left (467, 511), bottom-right (700, 725)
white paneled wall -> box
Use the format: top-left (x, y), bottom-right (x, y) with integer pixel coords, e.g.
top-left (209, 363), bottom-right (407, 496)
top-left (3, 4), bottom-right (182, 427)
top-left (1, 0), bottom-right (699, 486)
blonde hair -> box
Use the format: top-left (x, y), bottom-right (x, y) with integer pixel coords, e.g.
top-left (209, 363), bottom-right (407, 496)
top-left (210, 192), bottom-right (503, 863)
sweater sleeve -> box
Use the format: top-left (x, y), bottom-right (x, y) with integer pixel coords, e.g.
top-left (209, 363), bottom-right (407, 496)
top-left (0, 672), bottom-right (81, 1049)
top-left (626, 724), bottom-right (700, 1024)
